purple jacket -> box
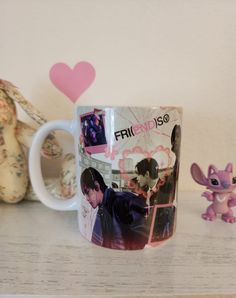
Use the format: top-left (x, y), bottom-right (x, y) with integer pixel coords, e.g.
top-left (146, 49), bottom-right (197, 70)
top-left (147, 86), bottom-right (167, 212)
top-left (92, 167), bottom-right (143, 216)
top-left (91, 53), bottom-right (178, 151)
top-left (92, 188), bottom-right (148, 250)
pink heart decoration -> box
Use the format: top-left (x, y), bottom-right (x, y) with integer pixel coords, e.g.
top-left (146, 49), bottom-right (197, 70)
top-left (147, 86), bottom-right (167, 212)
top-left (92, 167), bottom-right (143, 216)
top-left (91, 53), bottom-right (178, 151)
top-left (49, 62), bottom-right (96, 102)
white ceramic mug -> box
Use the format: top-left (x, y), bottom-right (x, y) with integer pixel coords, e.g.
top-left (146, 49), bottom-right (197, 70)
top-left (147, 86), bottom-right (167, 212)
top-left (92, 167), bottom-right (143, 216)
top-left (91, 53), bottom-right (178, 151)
top-left (29, 106), bottom-right (182, 250)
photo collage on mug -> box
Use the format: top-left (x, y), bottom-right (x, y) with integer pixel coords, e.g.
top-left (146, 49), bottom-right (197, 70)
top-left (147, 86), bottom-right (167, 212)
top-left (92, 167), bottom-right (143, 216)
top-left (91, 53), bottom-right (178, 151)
top-left (78, 107), bottom-right (181, 250)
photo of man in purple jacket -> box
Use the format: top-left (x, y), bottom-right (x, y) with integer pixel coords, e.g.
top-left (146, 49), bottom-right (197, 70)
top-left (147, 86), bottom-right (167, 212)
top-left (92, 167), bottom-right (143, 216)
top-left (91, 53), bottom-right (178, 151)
top-left (80, 167), bottom-right (149, 250)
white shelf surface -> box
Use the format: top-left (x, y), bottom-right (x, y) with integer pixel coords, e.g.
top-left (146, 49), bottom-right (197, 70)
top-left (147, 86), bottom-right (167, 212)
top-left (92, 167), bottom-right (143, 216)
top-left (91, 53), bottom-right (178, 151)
top-left (0, 192), bottom-right (236, 297)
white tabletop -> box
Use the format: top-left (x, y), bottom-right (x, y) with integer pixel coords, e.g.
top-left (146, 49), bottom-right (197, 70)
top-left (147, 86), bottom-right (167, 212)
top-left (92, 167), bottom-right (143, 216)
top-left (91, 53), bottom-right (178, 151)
top-left (0, 191), bottom-right (236, 297)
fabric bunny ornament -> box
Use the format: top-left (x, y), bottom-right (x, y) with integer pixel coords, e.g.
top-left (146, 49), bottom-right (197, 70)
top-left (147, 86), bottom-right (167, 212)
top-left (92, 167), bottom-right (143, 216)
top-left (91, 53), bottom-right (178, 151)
top-left (190, 163), bottom-right (236, 223)
top-left (0, 79), bottom-right (76, 203)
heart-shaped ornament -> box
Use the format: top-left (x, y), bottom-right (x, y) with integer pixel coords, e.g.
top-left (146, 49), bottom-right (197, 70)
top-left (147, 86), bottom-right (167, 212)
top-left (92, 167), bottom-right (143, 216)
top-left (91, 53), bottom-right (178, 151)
top-left (49, 62), bottom-right (96, 102)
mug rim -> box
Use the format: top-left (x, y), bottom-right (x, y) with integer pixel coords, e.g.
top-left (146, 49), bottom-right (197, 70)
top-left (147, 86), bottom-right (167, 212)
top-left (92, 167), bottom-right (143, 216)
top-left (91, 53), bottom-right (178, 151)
top-left (76, 105), bottom-right (183, 111)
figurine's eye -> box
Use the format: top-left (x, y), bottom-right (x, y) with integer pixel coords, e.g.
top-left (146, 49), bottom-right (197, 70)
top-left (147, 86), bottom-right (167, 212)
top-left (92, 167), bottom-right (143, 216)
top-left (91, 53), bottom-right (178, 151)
top-left (211, 179), bottom-right (219, 186)
top-left (232, 177), bottom-right (236, 184)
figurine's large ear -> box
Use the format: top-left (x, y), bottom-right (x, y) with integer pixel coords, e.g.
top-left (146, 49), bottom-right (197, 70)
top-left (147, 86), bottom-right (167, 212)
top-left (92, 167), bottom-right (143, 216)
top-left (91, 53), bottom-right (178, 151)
top-left (225, 163), bottom-right (233, 173)
top-left (208, 165), bottom-right (218, 177)
top-left (190, 163), bottom-right (208, 185)
top-left (3, 82), bottom-right (47, 126)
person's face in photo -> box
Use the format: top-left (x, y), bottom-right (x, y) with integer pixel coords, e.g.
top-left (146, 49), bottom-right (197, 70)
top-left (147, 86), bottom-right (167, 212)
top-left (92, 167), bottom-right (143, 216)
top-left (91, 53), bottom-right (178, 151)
top-left (136, 172), bottom-right (149, 188)
top-left (84, 185), bottom-right (103, 209)
top-left (136, 170), bottom-right (157, 188)
top-left (129, 179), bottom-right (142, 195)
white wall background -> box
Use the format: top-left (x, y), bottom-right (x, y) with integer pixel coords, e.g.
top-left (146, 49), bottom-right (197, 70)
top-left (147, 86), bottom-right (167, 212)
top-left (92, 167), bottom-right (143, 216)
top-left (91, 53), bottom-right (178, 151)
top-left (1, 0), bottom-right (236, 191)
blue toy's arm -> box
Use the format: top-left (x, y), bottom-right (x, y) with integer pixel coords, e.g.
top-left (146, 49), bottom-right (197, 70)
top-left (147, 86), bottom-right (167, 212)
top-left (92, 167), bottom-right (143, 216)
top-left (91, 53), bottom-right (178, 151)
top-left (228, 193), bottom-right (236, 207)
top-left (201, 191), bottom-right (214, 201)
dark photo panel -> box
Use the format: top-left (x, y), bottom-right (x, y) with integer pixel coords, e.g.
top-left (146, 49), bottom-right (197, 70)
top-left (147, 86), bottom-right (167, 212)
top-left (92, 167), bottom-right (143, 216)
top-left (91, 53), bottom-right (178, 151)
top-left (81, 113), bottom-right (107, 147)
top-left (151, 206), bottom-right (176, 242)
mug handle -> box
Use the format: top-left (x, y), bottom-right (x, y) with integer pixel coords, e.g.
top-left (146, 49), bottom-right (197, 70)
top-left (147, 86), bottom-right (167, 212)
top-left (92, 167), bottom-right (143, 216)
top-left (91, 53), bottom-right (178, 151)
top-left (29, 120), bottom-right (79, 211)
